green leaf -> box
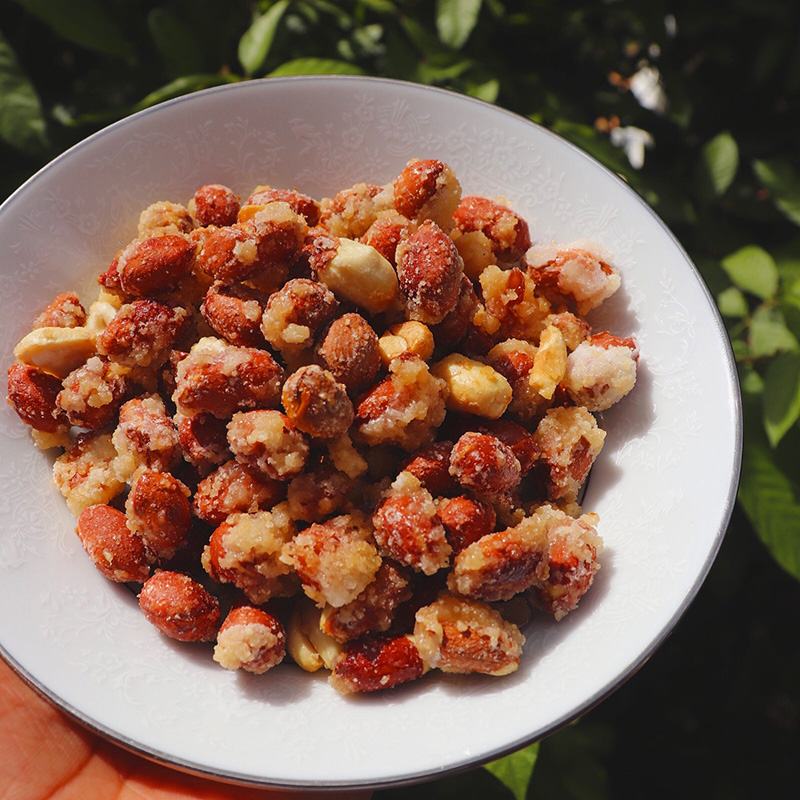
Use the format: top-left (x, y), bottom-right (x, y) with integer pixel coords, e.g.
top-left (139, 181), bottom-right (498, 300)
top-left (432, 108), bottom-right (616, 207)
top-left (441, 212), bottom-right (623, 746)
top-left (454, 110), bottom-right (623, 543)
top-left (268, 58), bottom-right (365, 76)
top-left (749, 305), bottom-right (799, 358)
top-left (753, 158), bottom-right (800, 227)
top-left (133, 74), bottom-right (241, 112)
top-left (717, 286), bottom-right (748, 318)
top-left (11, 0), bottom-right (133, 59)
top-left (147, 8), bottom-right (205, 78)
top-left (484, 742), bottom-right (539, 800)
top-left (739, 431), bottom-right (800, 580)
top-left (763, 352), bottom-right (800, 446)
top-left (0, 31), bottom-right (46, 153)
top-left (465, 76), bottom-right (500, 103)
top-left (436, 0), bottom-right (483, 49)
top-left (701, 131), bottom-right (738, 197)
top-left (238, 0), bottom-right (291, 77)
top-left (720, 245), bottom-right (779, 300)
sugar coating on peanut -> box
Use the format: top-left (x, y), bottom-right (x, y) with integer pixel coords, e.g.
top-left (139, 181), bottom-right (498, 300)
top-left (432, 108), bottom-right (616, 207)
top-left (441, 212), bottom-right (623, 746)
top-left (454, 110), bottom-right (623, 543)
top-left (7, 160), bottom-right (639, 696)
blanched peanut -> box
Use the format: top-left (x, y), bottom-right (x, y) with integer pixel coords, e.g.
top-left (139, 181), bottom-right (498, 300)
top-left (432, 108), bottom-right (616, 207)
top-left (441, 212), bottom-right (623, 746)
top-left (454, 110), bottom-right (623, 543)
top-left (213, 605), bottom-right (286, 674)
top-left (453, 229), bottom-right (497, 282)
top-left (138, 571), bottom-right (220, 642)
top-left (528, 324), bottom-right (567, 400)
top-left (13, 325), bottom-right (96, 380)
top-left (414, 592), bottom-right (524, 676)
top-left (485, 339), bottom-right (548, 422)
top-left (316, 238), bottom-right (399, 314)
top-left (378, 321), bottom-right (434, 365)
top-left (431, 353), bottom-right (512, 419)
top-left (286, 596), bottom-right (343, 672)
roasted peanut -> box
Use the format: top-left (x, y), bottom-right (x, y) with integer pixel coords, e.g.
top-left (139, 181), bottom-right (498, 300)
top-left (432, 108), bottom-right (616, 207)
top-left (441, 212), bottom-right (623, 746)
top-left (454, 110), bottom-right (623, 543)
top-left (437, 495), bottom-right (496, 554)
top-left (75, 504), bottom-right (151, 583)
top-left (400, 440), bottom-right (458, 496)
top-left (7, 363), bottom-right (69, 433)
top-left (192, 460), bottom-right (285, 526)
top-left (526, 242), bottom-right (621, 315)
top-left (414, 592), bottom-right (524, 676)
top-left (396, 220), bottom-right (464, 325)
top-left (447, 510), bottom-right (551, 602)
top-left (33, 292), bottom-right (87, 329)
top-left (246, 186), bottom-right (320, 226)
top-left (329, 634), bottom-right (426, 694)
top-left (392, 158), bottom-right (461, 230)
top-left (449, 431), bottom-right (522, 496)
top-left (117, 234), bottom-right (195, 297)
top-left (227, 409), bottom-right (310, 481)
top-left (280, 512), bottom-right (381, 608)
top-left (453, 195), bottom-right (531, 263)
top-left (213, 605), bottom-right (286, 674)
top-left (191, 183), bottom-right (240, 228)
top-left (97, 300), bottom-right (189, 368)
top-left (315, 312), bottom-right (380, 395)
top-left (173, 337), bottom-right (284, 419)
top-left (200, 283), bottom-right (268, 348)
top-left (319, 182), bottom-right (393, 239)
top-left (58, 357), bottom-right (128, 430)
top-left (125, 469), bottom-right (192, 561)
top-left (281, 365), bottom-right (354, 439)
top-left (138, 201), bottom-right (194, 237)
top-left (260, 278), bottom-right (337, 357)
top-left (372, 471), bottom-right (451, 575)
top-left (562, 331), bottom-right (639, 411)
top-left (139, 571), bottom-right (221, 642)
top-left (202, 504), bottom-right (298, 604)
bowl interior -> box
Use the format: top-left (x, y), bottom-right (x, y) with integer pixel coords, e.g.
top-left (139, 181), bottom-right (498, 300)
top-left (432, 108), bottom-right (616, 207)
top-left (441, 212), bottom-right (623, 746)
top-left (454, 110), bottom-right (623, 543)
top-left (0, 76), bottom-right (741, 789)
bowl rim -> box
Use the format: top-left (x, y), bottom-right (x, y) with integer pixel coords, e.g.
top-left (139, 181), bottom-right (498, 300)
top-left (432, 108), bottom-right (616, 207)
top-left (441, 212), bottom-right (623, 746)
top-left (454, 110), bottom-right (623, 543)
top-left (0, 74), bottom-right (743, 790)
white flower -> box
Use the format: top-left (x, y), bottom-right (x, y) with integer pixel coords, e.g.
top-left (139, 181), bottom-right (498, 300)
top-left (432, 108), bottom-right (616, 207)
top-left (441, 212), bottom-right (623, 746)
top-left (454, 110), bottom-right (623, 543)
top-left (610, 125), bottom-right (655, 169)
top-left (629, 65), bottom-right (668, 114)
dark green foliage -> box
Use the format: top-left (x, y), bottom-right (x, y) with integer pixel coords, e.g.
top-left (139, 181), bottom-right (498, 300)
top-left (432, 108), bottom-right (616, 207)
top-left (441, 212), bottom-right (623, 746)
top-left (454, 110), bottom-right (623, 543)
top-left (1, 1), bottom-right (798, 796)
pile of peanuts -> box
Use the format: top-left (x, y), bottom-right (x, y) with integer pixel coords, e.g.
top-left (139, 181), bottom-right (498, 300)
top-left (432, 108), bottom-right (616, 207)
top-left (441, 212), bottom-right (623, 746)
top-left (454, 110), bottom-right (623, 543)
top-left (6, 158), bottom-right (638, 694)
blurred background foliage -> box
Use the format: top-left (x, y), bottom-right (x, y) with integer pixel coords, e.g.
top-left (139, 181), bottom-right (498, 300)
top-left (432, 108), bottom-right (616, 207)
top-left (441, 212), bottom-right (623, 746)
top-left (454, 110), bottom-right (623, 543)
top-left (2, 0), bottom-right (799, 796)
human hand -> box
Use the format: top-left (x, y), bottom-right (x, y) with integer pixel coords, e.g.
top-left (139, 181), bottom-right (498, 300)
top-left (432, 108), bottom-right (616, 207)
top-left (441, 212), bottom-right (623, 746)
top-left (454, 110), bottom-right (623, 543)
top-left (0, 657), bottom-right (372, 800)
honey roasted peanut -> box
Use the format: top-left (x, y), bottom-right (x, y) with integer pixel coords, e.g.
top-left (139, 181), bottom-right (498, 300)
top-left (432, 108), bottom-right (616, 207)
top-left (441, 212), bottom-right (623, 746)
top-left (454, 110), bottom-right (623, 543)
top-left (7, 162), bottom-right (639, 696)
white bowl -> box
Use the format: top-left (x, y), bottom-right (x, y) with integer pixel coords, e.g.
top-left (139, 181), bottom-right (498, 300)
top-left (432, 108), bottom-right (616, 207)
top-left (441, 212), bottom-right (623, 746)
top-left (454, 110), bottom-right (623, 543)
top-left (0, 76), bottom-right (741, 790)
